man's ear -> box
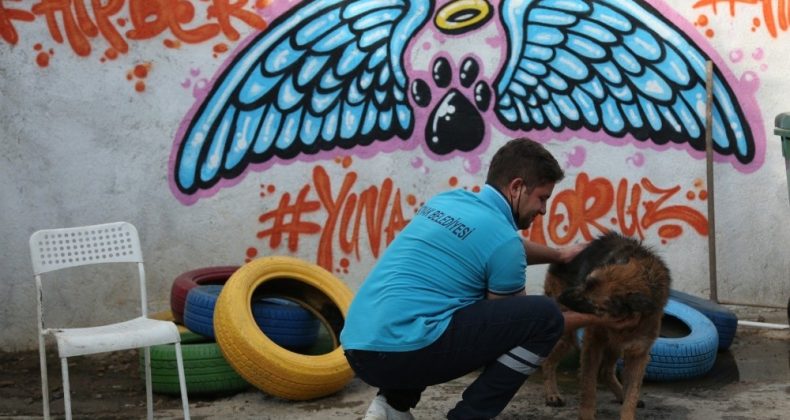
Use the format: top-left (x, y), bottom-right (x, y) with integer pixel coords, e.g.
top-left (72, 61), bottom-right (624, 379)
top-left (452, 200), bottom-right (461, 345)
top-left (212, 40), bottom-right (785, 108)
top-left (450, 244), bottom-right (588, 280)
top-left (506, 177), bottom-right (523, 198)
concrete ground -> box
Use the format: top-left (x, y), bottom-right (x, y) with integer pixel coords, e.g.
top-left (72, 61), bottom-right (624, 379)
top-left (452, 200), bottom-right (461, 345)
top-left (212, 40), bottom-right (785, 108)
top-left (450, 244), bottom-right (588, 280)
top-left (2, 306), bottom-right (787, 419)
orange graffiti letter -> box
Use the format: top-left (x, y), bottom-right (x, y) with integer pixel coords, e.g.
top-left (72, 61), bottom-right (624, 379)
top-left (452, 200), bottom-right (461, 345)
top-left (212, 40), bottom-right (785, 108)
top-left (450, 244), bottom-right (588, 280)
top-left (313, 166), bottom-right (357, 271)
top-left (207, 0), bottom-right (267, 41)
top-left (127, 0), bottom-right (219, 44)
top-left (0, 0), bottom-right (35, 45)
top-left (32, 0), bottom-right (91, 56)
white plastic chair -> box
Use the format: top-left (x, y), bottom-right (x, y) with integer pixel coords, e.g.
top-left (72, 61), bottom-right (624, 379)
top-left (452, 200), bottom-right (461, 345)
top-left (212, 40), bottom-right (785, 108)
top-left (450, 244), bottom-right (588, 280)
top-left (29, 221), bottom-right (190, 420)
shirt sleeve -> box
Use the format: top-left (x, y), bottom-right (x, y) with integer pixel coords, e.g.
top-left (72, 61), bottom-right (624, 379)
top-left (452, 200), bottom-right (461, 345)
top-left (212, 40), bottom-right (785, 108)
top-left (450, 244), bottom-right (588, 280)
top-left (485, 236), bottom-right (527, 295)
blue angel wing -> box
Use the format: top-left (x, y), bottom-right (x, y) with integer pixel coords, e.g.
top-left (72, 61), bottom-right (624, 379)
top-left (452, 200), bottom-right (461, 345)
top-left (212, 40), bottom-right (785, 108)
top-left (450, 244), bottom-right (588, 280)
top-left (495, 0), bottom-right (754, 164)
top-left (174, 0), bottom-right (432, 194)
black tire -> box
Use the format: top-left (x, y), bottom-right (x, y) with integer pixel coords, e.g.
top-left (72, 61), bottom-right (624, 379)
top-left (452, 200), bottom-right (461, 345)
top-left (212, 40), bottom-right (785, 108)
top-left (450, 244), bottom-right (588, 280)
top-left (142, 331), bottom-right (249, 396)
top-left (668, 289), bottom-right (738, 351)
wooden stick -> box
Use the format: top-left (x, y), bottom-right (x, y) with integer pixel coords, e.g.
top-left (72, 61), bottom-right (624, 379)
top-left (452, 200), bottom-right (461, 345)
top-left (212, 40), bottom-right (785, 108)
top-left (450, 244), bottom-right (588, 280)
top-left (705, 61), bottom-right (718, 303)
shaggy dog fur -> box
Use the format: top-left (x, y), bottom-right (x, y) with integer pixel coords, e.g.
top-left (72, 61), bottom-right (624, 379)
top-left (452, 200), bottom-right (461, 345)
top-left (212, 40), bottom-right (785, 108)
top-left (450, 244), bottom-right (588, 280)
top-left (542, 232), bottom-right (671, 420)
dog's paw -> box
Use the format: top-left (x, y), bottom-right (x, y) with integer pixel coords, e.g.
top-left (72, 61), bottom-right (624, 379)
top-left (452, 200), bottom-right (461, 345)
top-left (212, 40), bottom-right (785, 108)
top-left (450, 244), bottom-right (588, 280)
top-left (545, 395), bottom-right (566, 407)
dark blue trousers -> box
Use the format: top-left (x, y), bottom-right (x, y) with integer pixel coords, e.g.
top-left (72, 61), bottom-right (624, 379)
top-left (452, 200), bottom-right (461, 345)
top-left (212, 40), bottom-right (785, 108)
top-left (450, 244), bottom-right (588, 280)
top-left (344, 295), bottom-right (563, 419)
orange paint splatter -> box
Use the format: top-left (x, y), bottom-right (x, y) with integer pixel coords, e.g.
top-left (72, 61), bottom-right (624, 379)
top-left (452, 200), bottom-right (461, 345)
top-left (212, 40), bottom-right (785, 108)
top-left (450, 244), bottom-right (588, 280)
top-left (34, 43), bottom-right (42, 51)
top-left (696, 14), bottom-right (709, 26)
top-left (753, 17), bottom-right (761, 27)
top-left (213, 43), bottom-right (229, 54)
top-left (126, 72), bottom-right (133, 81)
top-left (267, 185), bottom-right (276, 193)
top-left (135, 81), bottom-right (146, 92)
top-left (341, 156), bottom-right (353, 168)
top-left (117, 18), bottom-right (127, 27)
top-left (448, 176), bottom-right (458, 187)
top-left (255, 0), bottom-right (272, 8)
top-left (163, 39), bottom-right (181, 49)
top-left (705, 28), bottom-right (715, 37)
top-left (693, 179), bottom-right (704, 188)
top-left (246, 247), bottom-right (258, 258)
top-left (105, 48), bottom-right (119, 60)
top-left (610, 217), bottom-right (618, 225)
top-left (686, 191), bottom-right (696, 200)
top-left (340, 258), bottom-right (350, 268)
top-left (36, 52), bottom-right (50, 68)
top-left (658, 225), bottom-right (683, 239)
top-left (133, 64), bottom-right (149, 78)
top-left (699, 190), bottom-right (708, 200)
top-left (472, 185), bottom-right (481, 193)
top-left (406, 194), bottom-right (417, 206)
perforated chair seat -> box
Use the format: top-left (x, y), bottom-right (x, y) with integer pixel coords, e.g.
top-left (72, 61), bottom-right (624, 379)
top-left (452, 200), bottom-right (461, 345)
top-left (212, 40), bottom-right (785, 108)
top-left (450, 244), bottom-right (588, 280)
top-left (52, 317), bottom-right (181, 358)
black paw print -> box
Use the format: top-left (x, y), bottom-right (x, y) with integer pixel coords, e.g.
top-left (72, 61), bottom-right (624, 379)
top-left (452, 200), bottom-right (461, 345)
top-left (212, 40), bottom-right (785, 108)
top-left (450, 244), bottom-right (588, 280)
top-left (411, 57), bottom-right (491, 155)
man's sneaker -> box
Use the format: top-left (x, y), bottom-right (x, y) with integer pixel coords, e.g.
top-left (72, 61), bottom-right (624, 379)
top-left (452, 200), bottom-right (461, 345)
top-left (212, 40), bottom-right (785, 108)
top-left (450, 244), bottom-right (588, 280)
top-left (363, 395), bottom-right (415, 420)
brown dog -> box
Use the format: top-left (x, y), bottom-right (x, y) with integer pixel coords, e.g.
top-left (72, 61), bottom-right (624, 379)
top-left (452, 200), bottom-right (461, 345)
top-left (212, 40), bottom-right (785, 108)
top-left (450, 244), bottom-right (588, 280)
top-left (542, 232), bottom-right (670, 420)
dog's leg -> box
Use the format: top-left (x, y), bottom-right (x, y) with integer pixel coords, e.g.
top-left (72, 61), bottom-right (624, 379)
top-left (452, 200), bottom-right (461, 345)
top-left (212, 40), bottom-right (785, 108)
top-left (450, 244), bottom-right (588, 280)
top-left (599, 347), bottom-right (624, 403)
top-left (618, 351), bottom-right (650, 420)
top-left (542, 332), bottom-right (576, 407)
top-left (579, 329), bottom-right (605, 420)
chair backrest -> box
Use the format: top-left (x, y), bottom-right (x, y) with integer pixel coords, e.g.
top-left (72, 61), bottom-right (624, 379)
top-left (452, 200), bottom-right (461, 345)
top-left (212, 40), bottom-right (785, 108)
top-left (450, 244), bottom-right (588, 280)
top-left (30, 222), bottom-right (150, 329)
top-left (29, 222), bottom-right (143, 275)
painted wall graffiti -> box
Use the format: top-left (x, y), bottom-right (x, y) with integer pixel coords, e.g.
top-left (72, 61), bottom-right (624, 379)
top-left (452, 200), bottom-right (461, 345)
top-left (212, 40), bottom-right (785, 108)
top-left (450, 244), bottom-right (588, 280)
top-left (0, 0), bottom-right (268, 63)
top-left (169, 0), bottom-right (765, 205)
top-left (247, 161), bottom-right (413, 274)
top-left (693, 0), bottom-right (790, 38)
top-left (247, 162), bottom-right (708, 273)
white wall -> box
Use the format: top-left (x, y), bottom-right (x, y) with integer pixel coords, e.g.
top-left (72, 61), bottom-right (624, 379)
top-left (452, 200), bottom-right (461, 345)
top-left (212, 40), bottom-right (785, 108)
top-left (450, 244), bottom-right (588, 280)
top-left (2, 0), bottom-right (789, 351)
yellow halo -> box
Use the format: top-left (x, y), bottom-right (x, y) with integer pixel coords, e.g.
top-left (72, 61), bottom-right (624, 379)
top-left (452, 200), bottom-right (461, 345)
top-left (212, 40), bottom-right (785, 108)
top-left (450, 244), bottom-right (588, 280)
top-left (435, 0), bottom-right (493, 34)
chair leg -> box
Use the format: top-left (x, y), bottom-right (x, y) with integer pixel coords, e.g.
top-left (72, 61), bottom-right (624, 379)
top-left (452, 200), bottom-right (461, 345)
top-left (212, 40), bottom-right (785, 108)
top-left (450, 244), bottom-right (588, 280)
top-left (174, 342), bottom-right (191, 420)
top-left (144, 347), bottom-right (153, 420)
top-left (38, 335), bottom-right (50, 420)
top-left (61, 357), bottom-right (72, 420)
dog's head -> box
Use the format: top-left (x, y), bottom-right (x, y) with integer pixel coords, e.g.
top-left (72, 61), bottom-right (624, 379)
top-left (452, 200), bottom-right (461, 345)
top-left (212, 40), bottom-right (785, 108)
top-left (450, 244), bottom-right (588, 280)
top-left (557, 258), bottom-right (661, 317)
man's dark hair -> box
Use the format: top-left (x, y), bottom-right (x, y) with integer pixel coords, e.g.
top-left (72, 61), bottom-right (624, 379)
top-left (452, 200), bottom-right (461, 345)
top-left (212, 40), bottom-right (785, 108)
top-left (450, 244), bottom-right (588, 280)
top-left (485, 137), bottom-right (564, 190)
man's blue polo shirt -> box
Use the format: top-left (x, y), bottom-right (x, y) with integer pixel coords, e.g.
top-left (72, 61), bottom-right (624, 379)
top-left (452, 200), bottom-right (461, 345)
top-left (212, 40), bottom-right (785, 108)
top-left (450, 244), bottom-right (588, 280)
top-left (340, 184), bottom-right (527, 352)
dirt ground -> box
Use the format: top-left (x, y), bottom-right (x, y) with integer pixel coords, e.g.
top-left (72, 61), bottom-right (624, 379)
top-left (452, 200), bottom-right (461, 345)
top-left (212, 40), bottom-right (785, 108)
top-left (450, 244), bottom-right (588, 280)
top-left (1, 306), bottom-right (787, 420)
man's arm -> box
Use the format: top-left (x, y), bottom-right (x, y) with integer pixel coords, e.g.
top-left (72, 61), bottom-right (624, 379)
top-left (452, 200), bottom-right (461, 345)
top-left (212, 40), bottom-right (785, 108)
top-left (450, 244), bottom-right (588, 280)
top-left (562, 309), bottom-right (641, 331)
top-left (522, 239), bottom-right (585, 265)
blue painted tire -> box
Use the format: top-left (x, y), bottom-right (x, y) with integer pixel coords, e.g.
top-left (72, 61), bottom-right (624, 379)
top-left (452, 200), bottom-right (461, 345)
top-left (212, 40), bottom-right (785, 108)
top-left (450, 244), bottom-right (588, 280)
top-left (183, 286), bottom-right (320, 350)
top-left (669, 289), bottom-right (738, 351)
top-left (640, 299), bottom-right (719, 381)
top-left (183, 285), bottom-right (223, 339)
top-left (577, 299), bottom-right (718, 382)
top-left (252, 298), bottom-right (320, 350)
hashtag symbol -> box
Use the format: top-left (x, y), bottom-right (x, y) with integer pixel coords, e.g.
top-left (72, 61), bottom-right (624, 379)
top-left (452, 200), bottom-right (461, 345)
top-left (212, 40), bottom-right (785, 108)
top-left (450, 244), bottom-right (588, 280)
top-left (257, 184), bottom-right (321, 251)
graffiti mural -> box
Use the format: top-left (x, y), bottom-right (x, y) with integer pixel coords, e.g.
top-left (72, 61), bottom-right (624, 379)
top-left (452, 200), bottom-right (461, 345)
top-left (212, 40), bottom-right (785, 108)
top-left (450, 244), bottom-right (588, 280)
top-left (248, 161), bottom-right (709, 272)
top-left (0, 0), bottom-right (268, 60)
top-left (693, 0), bottom-right (790, 38)
top-left (169, 0), bottom-right (765, 204)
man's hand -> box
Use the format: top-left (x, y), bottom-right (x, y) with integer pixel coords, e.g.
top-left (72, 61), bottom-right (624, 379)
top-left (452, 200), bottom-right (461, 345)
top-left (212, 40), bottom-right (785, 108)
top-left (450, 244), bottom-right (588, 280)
top-left (592, 313), bottom-right (642, 330)
top-left (556, 242), bottom-right (587, 264)
top-left (562, 310), bottom-right (641, 332)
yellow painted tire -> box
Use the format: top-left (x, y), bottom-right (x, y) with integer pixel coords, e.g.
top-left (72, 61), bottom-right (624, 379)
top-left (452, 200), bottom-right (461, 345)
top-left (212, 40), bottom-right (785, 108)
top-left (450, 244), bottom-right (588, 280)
top-left (213, 256), bottom-right (354, 400)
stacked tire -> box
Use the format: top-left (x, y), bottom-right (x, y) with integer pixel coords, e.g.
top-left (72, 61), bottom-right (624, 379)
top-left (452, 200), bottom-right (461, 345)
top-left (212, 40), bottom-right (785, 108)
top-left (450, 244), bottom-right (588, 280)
top-left (149, 258), bottom-right (354, 400)
top-left (144, 312), bottom-right (249, 396)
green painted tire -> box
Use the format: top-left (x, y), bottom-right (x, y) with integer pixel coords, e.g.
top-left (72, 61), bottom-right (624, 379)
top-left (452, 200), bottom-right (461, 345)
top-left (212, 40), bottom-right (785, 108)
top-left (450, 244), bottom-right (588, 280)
top-left (141, 329), bottom-right (249, 395)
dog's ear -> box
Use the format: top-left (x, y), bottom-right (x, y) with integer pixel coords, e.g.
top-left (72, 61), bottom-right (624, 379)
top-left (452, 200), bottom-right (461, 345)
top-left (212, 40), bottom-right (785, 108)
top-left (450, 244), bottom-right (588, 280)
top-left (623, 292), bottom-right (658, 313)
